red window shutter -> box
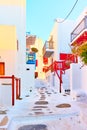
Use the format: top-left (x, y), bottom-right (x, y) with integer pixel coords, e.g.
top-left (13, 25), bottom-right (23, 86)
top-left (43, 57), bottom-right (48, 64)
top-left (36, 60), bottom-right (38, 66)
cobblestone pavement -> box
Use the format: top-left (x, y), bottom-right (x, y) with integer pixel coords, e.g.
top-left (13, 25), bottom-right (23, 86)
top-left (1, 88), bottom-right (87, 130)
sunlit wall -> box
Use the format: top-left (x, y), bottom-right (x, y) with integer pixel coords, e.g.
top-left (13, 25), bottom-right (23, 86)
top-left (0, 0), bottom-right (26, 96)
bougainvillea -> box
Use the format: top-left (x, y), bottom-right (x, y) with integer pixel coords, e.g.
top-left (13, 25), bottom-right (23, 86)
top-left (71, 42), bottom-right (87, 65)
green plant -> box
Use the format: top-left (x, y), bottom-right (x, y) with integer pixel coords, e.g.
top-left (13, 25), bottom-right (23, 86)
top-left (71, 41), bottom-right (87, 65)
top-left (31, 47), bottom-right (38, 53)
top-left (80, 51), bottom-right (87, 64)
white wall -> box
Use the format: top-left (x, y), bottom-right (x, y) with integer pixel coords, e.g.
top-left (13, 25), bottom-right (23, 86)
top-left (56, 20), bottom-right (75, 91)
top-left (57, 20), bottom-right (75, 57)
top-left (70, 63), bottom-right (82, 91)
top-left (0, 3), bottom-right (26, 93)
top-left (46, 20), bottom-right (75, 90)
top-left (54, 71), bottom-right (60, 92)
top-left (62, 69), bottom-right (70, 90)
top-left (0, 85), bottom-right (12, 107)
top-left (81, 65), bottom-right (87, 93)
top-left (22, 64), bottom-right (35, 97)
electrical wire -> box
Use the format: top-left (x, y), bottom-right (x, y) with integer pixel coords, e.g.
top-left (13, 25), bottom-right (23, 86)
top-left (56, 0), bottom-right (79, 23)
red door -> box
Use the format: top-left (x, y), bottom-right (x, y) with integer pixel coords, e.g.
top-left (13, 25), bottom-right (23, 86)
top-left (0, 62), bottom-right (5, 75)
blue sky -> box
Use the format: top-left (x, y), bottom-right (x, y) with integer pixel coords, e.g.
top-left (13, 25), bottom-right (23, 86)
top-left (26, 0), bottom-right (87, 42)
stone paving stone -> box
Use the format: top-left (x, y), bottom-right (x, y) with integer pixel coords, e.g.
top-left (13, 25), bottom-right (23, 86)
top-left (40, 95), bottom-right (45, 96)
top-left (0, 111), bottom-right (6, 114)
top-left (0, 116), bottom-right (8, 126)
top-left (56, 103), bottom-right (71, 108)
top-left (35, 101), bottom-right (48, 105)
top-left (33, 106), bottom-right (48, 108)
top-left (46, 93), bottom-right (52, 94)
top-left (49, 111), bottom-right (53, 113)
top-left (34, 112), bottom-right (44, 115)
top-left (40, 93), bottom-right (45, 94)
top-left (32, 108), bottom-right (42, 111)
top-left (28, 113), bottom-right (33, 115)
top-left (18, 124), bottom-right (48, 130)
top-left (39, 98), bottom-right (46, 100)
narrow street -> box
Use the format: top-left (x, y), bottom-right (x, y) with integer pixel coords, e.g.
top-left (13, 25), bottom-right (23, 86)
top-left (0, 1), bottom-right (87, 130)
top-left (0, 79), bottom-right (87, 130)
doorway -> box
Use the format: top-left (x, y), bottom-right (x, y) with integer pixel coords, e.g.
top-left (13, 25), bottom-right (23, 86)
top-left (0, 62), bottom-right (5, 75)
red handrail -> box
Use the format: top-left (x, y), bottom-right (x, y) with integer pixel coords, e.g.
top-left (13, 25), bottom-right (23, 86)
top-left (12, 75), bottom-right (15, 105)
top-left (0, 75), bottom-right (21, 105)
top-left (43, 59), bottom-right (75, 93)
top-left (15, 77), bottom-right (21, 99)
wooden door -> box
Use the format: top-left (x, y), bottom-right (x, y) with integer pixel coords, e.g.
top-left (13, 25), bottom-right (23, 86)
top-left (0, 62), bottom-right (5, 75)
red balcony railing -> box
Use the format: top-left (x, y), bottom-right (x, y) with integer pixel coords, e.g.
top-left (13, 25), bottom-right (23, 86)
top-left (43, 54), bottom-right (78, 93)
top-left (60, 53), bottom-right (78, 63)
top-left (71, 16), bottom-right (87, 42)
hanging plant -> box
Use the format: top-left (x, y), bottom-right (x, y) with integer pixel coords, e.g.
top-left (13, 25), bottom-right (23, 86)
top-left (71, 41), bottom-right (87, 65)
top-left (31, 47), bottom-right (38, 53)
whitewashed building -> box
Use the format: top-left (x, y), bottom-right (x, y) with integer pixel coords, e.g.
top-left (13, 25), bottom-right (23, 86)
top-left (0, 0), bottom-right (28, 106)
top-left (43, 8), bottom-right (87, 98)
top-left (43, 19), bottom-right (75, 92)
top-left (70, 8), bottom-right (87, 96)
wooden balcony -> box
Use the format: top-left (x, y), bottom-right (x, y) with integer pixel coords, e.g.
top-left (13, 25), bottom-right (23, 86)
top-left (26, 35), bottom-right (36, 46)
top-left (43, 41), bottom-right (54, 57)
